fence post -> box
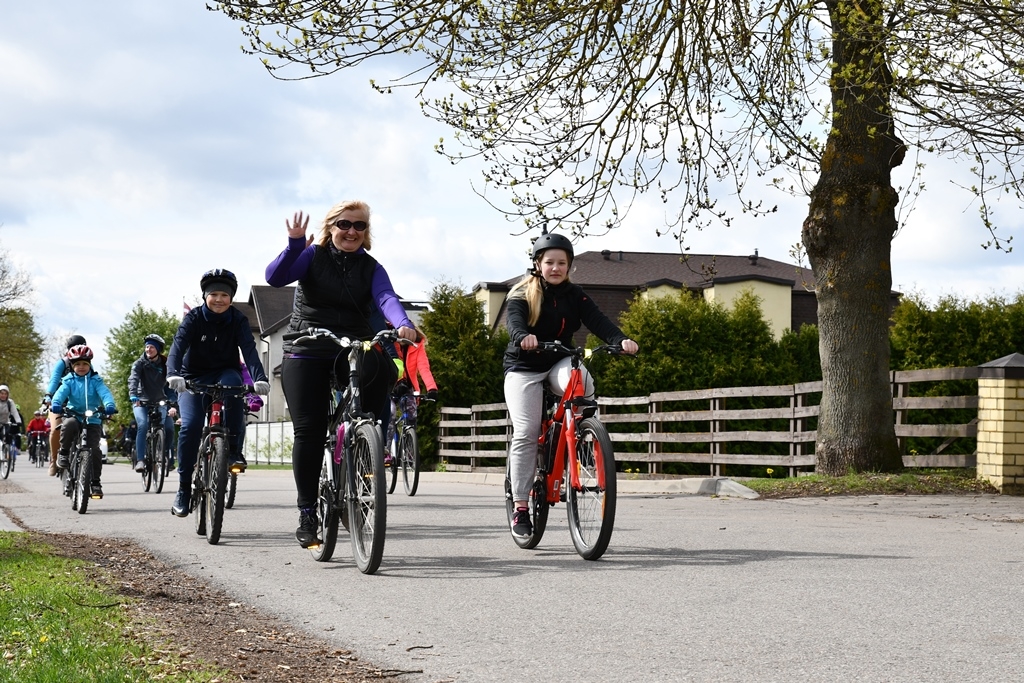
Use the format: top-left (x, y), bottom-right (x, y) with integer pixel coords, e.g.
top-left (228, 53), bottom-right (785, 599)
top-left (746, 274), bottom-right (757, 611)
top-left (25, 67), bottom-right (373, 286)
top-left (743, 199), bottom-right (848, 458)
top-left (893, 371), bottom-right (907, 453)
top-left (976, 353), bottom-right (1024, 495)
top-left (710, 392), bottom-right (720, 477)
top-left (649, 397), bottom-right (660, 475)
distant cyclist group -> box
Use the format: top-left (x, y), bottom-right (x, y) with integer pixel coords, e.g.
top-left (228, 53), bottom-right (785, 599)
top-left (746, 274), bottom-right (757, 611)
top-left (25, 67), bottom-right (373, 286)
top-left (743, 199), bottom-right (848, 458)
top-left (8, 197), bottom-right (636, 571)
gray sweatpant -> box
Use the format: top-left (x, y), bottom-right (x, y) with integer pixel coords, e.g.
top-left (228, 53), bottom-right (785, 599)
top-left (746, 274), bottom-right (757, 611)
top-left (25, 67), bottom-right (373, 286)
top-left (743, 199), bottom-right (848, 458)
top-left (504, 358), bottom-right (595, 502)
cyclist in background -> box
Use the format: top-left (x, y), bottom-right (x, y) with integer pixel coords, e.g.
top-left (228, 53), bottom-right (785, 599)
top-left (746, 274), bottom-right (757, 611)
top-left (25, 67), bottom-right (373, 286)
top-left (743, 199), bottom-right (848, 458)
top-left (401, 323), bottom-right (438, 401)
top-left (50, 345), bottom-right (117, 498)
top-left (166, 269), bottom-right (270, 518)
top-left (0, 385), bottom-right (23, 463)
top-left (502, 231), bottom-right (638, 538)
top-left (42, 334), bottom-right (87, 475)
top-left (265, 201), bottom-right (416, 548)
top-left (26, 410), bottom-right (49, 463)
top-left (128, 333), bottom-right (174, 473)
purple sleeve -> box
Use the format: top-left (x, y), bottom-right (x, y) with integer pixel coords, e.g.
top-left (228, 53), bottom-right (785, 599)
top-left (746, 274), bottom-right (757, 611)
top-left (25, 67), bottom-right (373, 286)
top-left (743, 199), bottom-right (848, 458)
top-left (266, 237), bottom-right (316, 286)
top-left (371, 264), bottom-right (413, 329)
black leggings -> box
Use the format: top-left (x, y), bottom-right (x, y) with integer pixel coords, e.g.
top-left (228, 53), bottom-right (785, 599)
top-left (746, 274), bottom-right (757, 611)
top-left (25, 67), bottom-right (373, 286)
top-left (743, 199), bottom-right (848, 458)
top-left (282, 349), bottom-right (396, 508)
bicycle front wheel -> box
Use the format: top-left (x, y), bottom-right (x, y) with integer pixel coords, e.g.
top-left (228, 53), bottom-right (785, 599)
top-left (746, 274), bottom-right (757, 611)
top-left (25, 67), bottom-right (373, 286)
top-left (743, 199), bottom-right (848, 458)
top-left (76, 450), bottom-right (93, 515)
top-left (142, 432), bottom-right (154, 492)
top-left (566, 417), bottom-right (616, 560)
top-left (347, 422), bottom-right (386, 574)
top-left (0, 444), bottom-right (9, 480)
top-left (205, 435), bottom-right (229, 545)
top-left (400, 427), bottom-right (420, 496)
top-left (153, 430), bottom-right (166, 494)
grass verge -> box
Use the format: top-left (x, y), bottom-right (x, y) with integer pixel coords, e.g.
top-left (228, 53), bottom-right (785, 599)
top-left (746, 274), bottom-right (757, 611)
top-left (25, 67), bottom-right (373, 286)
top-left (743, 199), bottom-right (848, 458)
top-left (0, 532), bottom-right (228, 683)
top-left (744, 468), bottom-right (1000, 499)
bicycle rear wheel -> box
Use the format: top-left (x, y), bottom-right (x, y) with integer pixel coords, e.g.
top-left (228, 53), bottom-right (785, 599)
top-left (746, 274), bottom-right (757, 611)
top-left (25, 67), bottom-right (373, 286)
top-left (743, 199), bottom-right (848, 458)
top-left (385, 430), bottom-right (399, 494)
top-left (205, 435), bottom-right (229, 545)
top-left (504, 451), bottom-right (548, 549)
top-left (225, 473), bottom-right (237, 509)
top-left (348, 422), bottom-right (386, 574)
top-left (0, 444), bottom-right (10, 480)
top-left (566, 417), bottom-right (616, 560)
top-left (193, 444), bottom-right (207, 536)
top-left (400, 427), bottom-right (420, 496)
top-left (76, 450), bottom-right (93, 515)
top-left (310, 455), bottom-right (340, 562)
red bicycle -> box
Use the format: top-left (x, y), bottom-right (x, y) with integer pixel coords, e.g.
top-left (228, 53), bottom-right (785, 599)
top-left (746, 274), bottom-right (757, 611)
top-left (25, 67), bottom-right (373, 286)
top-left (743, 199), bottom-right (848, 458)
top-left (505, 342), bottom-right (625, 560)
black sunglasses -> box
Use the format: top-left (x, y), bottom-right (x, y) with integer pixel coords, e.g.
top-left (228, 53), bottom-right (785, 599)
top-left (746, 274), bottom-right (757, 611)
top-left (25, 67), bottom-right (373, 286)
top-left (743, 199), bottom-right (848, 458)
top-left (335, 219), bottom-right (368, 232)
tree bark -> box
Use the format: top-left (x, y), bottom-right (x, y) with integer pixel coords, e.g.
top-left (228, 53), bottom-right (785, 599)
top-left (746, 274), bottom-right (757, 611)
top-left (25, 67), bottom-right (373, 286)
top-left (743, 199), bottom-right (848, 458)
top-left (802, 0), bottom-right (904, 475)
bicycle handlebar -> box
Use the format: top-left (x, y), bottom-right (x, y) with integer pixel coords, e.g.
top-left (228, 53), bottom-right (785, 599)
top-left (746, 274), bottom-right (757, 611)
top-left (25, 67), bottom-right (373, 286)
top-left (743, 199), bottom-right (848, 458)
top-left (532, 341), bottom-right (629, 358)
top-left (284, 327), bottom-right (415, 350)
top-left (185, 381), bottom-right (254, 396)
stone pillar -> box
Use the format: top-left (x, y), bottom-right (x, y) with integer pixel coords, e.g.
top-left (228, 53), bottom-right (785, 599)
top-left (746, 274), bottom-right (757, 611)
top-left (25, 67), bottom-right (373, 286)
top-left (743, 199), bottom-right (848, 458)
top-left (977, 353), bottom-right (1024, 495)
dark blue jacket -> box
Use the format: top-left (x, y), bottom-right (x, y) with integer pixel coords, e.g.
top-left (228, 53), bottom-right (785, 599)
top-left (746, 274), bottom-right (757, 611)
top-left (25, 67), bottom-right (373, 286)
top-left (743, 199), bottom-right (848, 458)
top-left (167, 305), bottom-right (268, 383)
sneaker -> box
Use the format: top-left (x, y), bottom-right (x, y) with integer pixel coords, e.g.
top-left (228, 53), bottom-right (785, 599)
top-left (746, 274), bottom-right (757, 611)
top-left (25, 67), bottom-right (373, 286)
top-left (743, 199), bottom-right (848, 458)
top-left (171, 488), bottom-right (191, 517)
top-left (90, 482), bottom-right (103, 499)
top-left (229, 454), bottom-right (247, 473)
top-left (512, 507), bottom-right (533, 538)
top-left (56, 451), bottom-right (70, 471)
top-left (134, 459), bottom-right (146, 473)
top-left (295, 507), bottom-right (321, 548)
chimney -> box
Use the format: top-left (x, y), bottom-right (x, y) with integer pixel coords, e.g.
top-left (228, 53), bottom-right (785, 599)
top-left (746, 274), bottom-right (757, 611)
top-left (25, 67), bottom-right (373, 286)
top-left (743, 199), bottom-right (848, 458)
top-left (618, 251), bottom-right (624, 261)
top-left (601, 249), bottom-right (611, 260)
top-left (748, 248), bottom-right (759, 266)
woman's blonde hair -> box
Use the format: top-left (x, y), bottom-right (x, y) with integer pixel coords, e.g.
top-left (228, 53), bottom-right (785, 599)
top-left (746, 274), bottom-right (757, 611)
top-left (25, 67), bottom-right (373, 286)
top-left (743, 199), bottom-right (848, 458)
top-left (317, 200), bottom-right (373, 251)
top-left (507, 259), bottom-right (572, 326)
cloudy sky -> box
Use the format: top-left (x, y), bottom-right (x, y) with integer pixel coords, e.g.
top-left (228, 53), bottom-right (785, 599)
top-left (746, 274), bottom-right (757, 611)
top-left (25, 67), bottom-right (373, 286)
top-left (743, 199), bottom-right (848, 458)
top-left (2, 2), bottom-right (1022, 370)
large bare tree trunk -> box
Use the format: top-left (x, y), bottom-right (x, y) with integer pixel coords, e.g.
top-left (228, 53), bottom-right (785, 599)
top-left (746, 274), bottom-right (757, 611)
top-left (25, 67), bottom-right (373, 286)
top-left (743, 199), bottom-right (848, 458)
top-left (801, 0), bottom-right (904, 475)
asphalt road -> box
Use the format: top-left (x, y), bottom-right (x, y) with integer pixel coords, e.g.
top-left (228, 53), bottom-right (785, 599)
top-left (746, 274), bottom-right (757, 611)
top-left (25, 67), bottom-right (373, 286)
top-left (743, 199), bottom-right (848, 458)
top-left (2, 461), bottom-right (1023, 682)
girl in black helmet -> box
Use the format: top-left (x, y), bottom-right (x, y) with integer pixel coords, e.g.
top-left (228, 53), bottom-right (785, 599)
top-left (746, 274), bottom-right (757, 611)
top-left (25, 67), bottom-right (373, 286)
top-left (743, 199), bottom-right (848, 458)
top-left (503, 230), bottom-right (638, 539)
top-left (165, 269), bottom-right (270, 518)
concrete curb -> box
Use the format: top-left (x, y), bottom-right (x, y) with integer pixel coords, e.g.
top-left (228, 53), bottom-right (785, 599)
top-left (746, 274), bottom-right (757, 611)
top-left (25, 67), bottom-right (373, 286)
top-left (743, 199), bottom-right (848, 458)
top-left (418, 472), bottom-right (760, 499)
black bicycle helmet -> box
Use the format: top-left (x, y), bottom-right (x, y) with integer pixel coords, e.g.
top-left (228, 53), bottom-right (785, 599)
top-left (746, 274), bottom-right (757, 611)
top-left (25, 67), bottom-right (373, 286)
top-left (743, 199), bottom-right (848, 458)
top-left (530, 227), bottom-right (574, 263)
top-left (200, 268), bottom-right (238, 298)
top-left (144, 333), bottom-right (165, 352)
top-left (65, 334), bottom-right (87, 349)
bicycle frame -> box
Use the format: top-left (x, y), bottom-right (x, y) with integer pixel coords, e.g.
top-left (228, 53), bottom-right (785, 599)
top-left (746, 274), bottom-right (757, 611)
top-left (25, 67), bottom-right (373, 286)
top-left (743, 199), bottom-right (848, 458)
top-left (540, 349), bottom-right (603, 504)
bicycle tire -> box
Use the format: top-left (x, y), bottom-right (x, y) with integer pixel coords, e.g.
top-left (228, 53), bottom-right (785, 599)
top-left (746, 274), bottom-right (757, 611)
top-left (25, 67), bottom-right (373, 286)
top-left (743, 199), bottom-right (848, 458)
top-left (76, 449), bottom-right (93, 515)
top-left (142, 431), bottom-right (154, 492)
top-left (385, 431), bottom-right (399, 494)
top-left (400, 427), bottom-right (420, 496)
top-left (153, 430), bottom-right (166, 494)
top-left (0, 444), bottom-right (9, 480)
top-left (193, 441), bottom-right (207, 536)
top-left (225, 473), bottom-right (237, 509)
top-left (310, 455), bottom-right (340, 562)
top-left (205, 435), bottom-right (229, 545)
top-left (504, 452), bottom-right (548, 549)
top-left (566, 417), bottom-right (616, 560)
top-left (348, 422), bottom-right (386, 574)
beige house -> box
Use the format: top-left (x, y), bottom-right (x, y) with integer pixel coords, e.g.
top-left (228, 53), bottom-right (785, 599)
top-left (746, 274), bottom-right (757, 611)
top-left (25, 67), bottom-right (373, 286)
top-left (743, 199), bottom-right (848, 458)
top-left (474, 249), bottom-right (841, 342)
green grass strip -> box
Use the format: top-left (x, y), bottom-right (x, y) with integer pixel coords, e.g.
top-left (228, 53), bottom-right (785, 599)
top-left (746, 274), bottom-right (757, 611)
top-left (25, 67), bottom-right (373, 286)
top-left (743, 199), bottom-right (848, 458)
top-left (0, 532), bottom-right (228, 682)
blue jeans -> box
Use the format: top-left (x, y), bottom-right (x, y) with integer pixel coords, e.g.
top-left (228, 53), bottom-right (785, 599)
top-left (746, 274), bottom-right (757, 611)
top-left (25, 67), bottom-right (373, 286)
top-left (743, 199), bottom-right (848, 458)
top-left (133, 403), bottom-right (168, 463)
top-left (176, 369), bottom-right (244, 488)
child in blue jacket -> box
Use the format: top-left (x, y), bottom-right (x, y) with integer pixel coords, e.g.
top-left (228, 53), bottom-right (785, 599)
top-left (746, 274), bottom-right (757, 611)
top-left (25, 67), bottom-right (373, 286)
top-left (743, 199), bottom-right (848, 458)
top-left (50, 344), bottom-right (117, 498)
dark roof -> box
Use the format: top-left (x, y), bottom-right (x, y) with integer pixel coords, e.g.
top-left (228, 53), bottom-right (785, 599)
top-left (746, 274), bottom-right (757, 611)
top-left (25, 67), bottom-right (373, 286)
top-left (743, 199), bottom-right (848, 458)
top-left (233, 301), bottom-right (260, 336)
top-left (477, 250), bottom-right (816, 292)
top-left (249, 285), bottom-right (296, 336)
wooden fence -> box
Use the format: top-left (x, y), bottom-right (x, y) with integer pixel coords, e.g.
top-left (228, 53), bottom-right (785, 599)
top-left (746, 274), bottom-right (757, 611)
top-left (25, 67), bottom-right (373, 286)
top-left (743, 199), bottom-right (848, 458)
top-left (437, 366), bottom-right (980, 475)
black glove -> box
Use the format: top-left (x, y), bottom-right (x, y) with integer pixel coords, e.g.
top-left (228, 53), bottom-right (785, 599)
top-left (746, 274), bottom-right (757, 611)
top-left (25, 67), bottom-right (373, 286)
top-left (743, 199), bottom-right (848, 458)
top-left (392, 378), bottom-right (412, 398)
top-left (426, 389), bottom-right (438, 401)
